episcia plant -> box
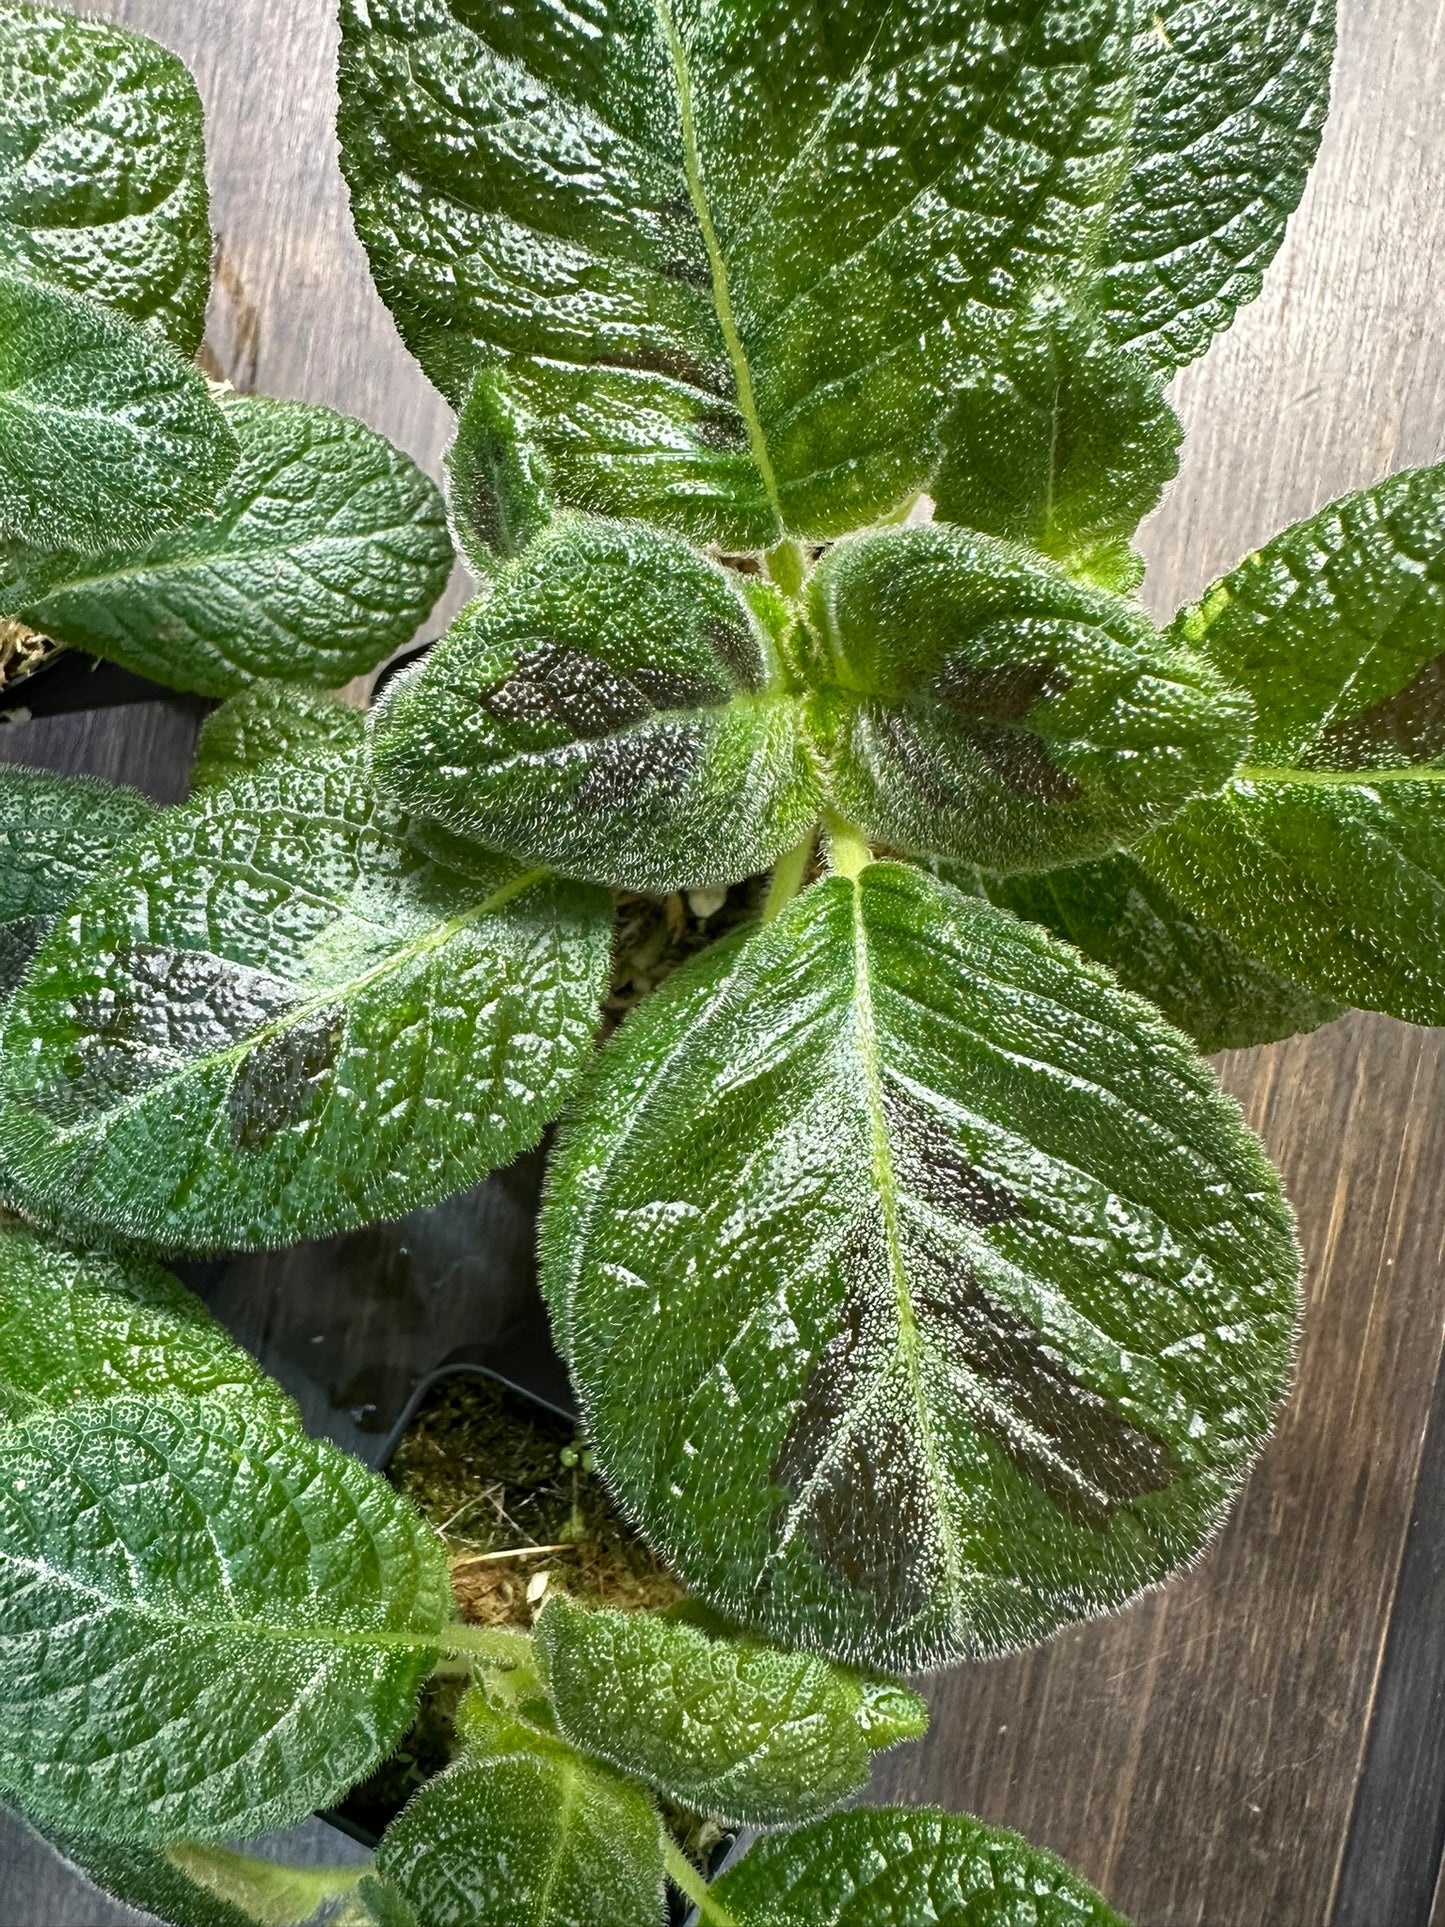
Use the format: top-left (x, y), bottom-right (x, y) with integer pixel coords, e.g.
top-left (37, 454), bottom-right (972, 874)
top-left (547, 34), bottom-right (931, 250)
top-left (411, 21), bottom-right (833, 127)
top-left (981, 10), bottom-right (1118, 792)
top-left (1, 0), bottom-right (1441, 1920)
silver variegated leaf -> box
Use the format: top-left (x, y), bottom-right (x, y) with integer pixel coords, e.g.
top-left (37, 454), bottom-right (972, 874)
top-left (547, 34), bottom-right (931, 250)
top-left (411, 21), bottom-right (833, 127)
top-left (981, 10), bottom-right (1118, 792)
top-left (544, 861), bottom-right (1298, 1669)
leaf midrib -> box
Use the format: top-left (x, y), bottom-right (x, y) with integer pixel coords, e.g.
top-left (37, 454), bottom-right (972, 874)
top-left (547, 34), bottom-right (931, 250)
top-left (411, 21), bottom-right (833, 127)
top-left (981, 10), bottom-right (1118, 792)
top-left (844, 874), bottom-right (965, 1604)
top-left (1236, 763), bottom-right (1445, 786)
top-left (653, 0), bottom-right (784, 532)
top-left (0, 1541), bottom-right (443, 1658)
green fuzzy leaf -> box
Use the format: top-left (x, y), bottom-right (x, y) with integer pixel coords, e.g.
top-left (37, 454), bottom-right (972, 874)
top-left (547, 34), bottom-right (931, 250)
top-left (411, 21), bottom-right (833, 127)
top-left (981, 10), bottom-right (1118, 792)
top-left (0, 269), bottom-right (236, 554)
top-left (0, 396), bottom-right (453, 696)
top-left (337, 0), bottom-right (1137, 548)
top-left (710, 1806), bottom-right (1129, 1925)
top-left (535, 1593), bottom-right (925, 1828)
top-left (543, 862), bottom-right (1297, 1669)
top-left (1144, 463), bottom-right (1445, 1023)
top-left (1099, 1), bottom-right (1335, 374)
top-left (0, 1392), bottom-right (452, 1843)
top-left (192, 684), bottom-right (368, 793)
top-left (0, 3), bottom-right (212, 351)
top-left (931, 295), bottom-right (1181, 590)
top-left (17, 1809), bottom-right (369, 1927)
top-left (973, 852), bottom-right (1344, 1053)
top-left (804, 525), bottom-right (1250, 874)
top-left (446, 366), bottom-right (556, 577)
top-left (359, 1874), bottom-right (419, 1927)
top-left (0, 763), bottom-right (155, 995)
top-left (0, 1220), bottom-right (291, 1423)
top-left (371, 514), bottom-right (819, 892)
top-left (0, 749), bottom-right (613, 1250)
top-left (374, 1710), bottom-right (666, 1927)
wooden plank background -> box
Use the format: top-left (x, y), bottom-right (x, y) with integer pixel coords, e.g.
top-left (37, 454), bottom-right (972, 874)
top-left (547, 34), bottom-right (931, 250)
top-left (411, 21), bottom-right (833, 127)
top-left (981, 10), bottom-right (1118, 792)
top-left (1, 1), bottom-right (1443, 1921)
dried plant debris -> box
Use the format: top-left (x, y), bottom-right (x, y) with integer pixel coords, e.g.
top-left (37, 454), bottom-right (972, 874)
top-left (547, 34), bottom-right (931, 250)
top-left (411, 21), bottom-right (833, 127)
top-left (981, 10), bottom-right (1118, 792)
top-left (606, 877), bottom-right (768, 1031)
top-left (388, 1373), bottom-right (685, 1631)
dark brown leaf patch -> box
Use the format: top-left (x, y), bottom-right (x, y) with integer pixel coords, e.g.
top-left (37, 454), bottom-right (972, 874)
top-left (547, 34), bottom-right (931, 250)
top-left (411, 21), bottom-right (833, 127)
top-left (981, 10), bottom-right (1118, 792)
top-left (883, 1081), bottom-right (1019, 1225)
top-left (1310, 650), bottom-right (1445, 769)
top-left (35, 945), bottom-right (301, 1125)
top-left (772, 1260), bottom-right (934, 1620)
top-left (934, 658), bottom-right (1070, 722)
top-left (228, 1005), bottom-right (345, 1151)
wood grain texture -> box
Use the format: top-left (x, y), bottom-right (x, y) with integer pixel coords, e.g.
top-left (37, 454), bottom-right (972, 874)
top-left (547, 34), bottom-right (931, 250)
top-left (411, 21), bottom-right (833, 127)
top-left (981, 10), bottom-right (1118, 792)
top-left (874, 5), bottom-right (1445, 1923)
top-left (0, 0), bottom-right (1441, 1922)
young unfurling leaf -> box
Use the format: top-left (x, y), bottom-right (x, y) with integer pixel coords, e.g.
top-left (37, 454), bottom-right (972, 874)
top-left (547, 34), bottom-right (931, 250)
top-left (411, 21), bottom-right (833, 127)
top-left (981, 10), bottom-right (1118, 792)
top-left (0, 764), bottom-right (154, 996)
top-left (544, 863), bottom-right (1297, 1670)
top-left (371, 513), bottom-right (818, 892)
top-left (373, 1708), bottom-right (666, 1927)
top-left (191, 684), bottom-right (368, 793)
top-left (0, 1393), bottom-right (451, 1843)
top-left (0, 397), bottom-right (453, 696)
top-left (1144, 463), bottom-right (1445, 1023)
top-left (970, 852), bottom-right (1344, 1053)
top-left (338, 0), bottom-right (1137, 548)
top-left (931, 295), bottom-right (1181, 593)
top-left (710, 1807), bottom-right (1129, 1925)
top-left (806, 525), bottom-right (1251, 874)
top-left (535, 1593), bottom-right (926, 1828)
top-left (0, 1221), bottom-right (290, 1423)
top-left (0, 3), bottom-right (212, 351)
top-left (0, 269), bottom-right (236, 554)
top-left (446, 366), bottom-right (555, 577)
top-left (0, 750), bottom-right (612, 1250)
top-left (1098, 1), bottom-right (1336, 375)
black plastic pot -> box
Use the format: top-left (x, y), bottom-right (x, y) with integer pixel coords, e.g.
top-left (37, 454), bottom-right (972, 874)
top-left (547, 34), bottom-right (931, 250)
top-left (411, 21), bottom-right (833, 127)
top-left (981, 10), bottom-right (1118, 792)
top-left (325, 1356), bottom-right (740, 1923)
top-left (0, 648), bottom-right (212, 721)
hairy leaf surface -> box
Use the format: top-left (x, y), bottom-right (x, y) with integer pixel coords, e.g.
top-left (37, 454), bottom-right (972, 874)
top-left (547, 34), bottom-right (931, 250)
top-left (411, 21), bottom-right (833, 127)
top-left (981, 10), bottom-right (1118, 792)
top-left (16, 1810), bottom-right (369, 1927)
top-left (1145, 464), bottom-right (1445, 1022)
top-left (0, 764), bottom-right (154, 995)
top-left (0, 1393), bottom-right (451, 1843)
top-left (0, 3), bottom-right (211, 350)
top-left (338, 0), bottom-right (1137, 547)
top-left (931, 296), bottom-right (1180, 591)
top-left (0, 1221), bottom-right (288, 1423)
top-left (0, 751), bottom-right (612, 1250)
top-left (372, 514), bottom-right (818, 891)
top-left (374, 1709), bottom-right (666, 1927)
top-left (0, 270), bottom-right (236, 553)
top-left (711, 1807), bottom-right (1128, 1925)
top-left (544, 863), bottom-right (1297, 1668)
top-left (805, 526), bottom-right (1250, 873)
top-left (1099, 0), bottom-right (1335, 373)
top-left (971, 853), bottom-right (1344, 1052)
top-left (536, 1594), bottom-right (924, 1827)
top-left (446, 366), bottom-right (556, 577)
top-left (192, 685), bottom-right (368, 793)
top-left (0, 397), bottom-right (453, 696)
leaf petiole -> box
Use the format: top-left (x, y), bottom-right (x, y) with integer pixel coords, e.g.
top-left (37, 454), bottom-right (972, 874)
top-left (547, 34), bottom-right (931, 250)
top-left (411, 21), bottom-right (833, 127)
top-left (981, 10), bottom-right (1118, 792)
top-left (763, 538), bottom-right (808, 599)
top-left (763, 831), bottom-right (815, 919)
top-left (433, 1623), bottom-right (535, 1667)
top-left (663, 1839), bottom-right (742, 1925)
top-left (824, 813), bottom-right (872, 879)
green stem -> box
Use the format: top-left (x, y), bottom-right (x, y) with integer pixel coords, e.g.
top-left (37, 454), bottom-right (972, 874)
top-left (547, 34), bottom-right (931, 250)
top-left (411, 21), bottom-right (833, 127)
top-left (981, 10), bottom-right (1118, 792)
top-left (825, 812), bottom-right (873, 880)
top-left (663, 1840), bottom-right (740, 1925)
top-left (763, 830), bottom-right (815, 920)
top-left (434, 1623), bottom-right (535, 1667)
top-left (764, 537), bottom-right (808, 599)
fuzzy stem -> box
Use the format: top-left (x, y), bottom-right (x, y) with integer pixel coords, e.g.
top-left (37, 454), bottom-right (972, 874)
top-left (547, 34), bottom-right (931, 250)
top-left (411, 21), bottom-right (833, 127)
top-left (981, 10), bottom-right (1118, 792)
top-left (825, 812), bottom-right (872, 880)
top-left (763, 830), bottom-right (815, 920)
top-left (433, 1623), bottom-right (535, 1667)
top-left (764, 537), bottom-right (808, 599)
top-left (663, 1840), bottom-right (740, 1925)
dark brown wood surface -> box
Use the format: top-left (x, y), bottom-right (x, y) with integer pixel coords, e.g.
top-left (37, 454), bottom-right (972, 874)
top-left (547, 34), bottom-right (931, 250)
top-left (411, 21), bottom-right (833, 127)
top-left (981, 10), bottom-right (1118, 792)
top-left (1, 2), bottom-right (1443, 1922)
